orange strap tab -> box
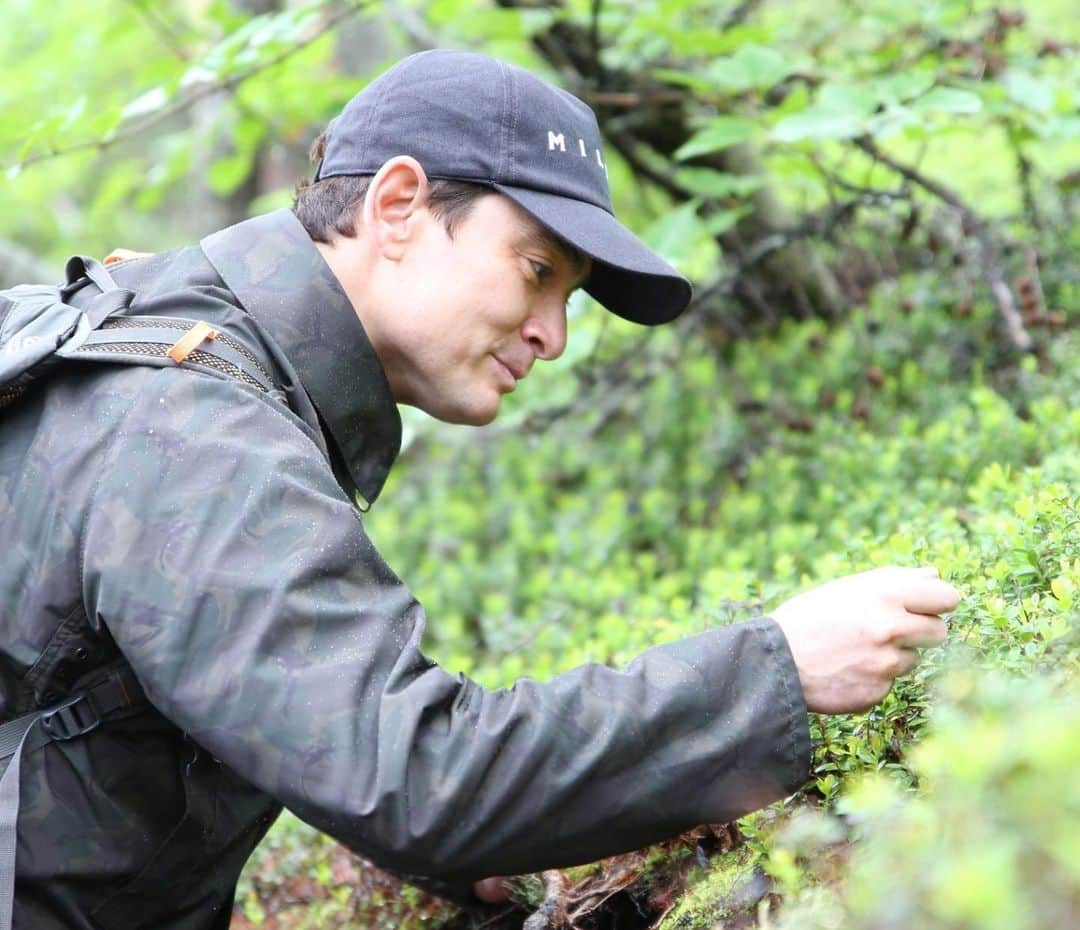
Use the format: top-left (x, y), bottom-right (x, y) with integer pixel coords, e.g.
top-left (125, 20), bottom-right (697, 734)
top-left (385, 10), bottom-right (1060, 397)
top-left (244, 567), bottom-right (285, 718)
top-left (103, 248), bottom-right (154, 266)
top-left (167, 321), bottom-right (219, 364)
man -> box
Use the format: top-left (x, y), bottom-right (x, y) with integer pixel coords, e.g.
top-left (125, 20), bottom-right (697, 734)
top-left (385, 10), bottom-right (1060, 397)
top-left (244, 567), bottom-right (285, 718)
top-left (0, 50), bottom-right (957, 928)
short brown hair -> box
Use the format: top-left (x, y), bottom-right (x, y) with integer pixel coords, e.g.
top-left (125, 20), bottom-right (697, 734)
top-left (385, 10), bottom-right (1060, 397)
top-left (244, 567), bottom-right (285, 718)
top-left (293, 130), bottom-right (490, 243)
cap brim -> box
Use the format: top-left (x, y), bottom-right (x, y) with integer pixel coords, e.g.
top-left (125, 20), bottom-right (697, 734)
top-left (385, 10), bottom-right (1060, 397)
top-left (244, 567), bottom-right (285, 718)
top-left (492, 184), bottom-right (692, 326)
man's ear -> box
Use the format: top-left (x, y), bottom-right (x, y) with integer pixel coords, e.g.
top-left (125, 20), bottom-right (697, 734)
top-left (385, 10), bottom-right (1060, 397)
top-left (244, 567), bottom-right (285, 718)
top-left (363, 156), bottom-right (430, 260)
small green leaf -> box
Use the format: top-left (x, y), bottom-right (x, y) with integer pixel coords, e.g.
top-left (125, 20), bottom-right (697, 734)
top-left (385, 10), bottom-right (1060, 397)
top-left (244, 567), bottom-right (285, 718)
top-left (651, 67), bottom-right (719, 95)
top-left (120, 86), bottom-right (169, 121)
top-left (642, 199), bottom-right (704, 263)
top-left (1038, 116), bottom-right (1080, 141)
top-left (180, 64), bottom-right (220, 90)
top-left (703, 206), bottom-right (749, 236)
top-left (708, 43), bottom-right (792, 92)
top-left (59, 96), bottom-right (87, 132)
top-left (912, 87), bottom-right (982, 115)
top-left (208, 152), bottom-right (252, 196)
top-left (773, 109), bottom-right (863, 142)
top-left (773, 84), bottom-right (878, 142)
top-left (869, 71), bottom-right (935, 106)
top-left (674, 117), bottom-right (757, 161)
top-left (674, 168), bottom-right (765, 199)
top-left (1003, 70), bottom-right (1055, 114)
top-left (641, 199), bottom-right (720, 278)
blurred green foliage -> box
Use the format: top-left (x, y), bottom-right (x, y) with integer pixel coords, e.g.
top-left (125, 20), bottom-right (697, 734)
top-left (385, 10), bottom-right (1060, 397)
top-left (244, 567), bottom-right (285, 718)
top-left (246, 258), bottom-right (1080, 929)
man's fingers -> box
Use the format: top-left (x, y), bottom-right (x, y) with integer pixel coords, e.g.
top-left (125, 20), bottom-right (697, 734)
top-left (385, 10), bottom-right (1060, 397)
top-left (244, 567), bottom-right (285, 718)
top-left (894, 647), bottom-right (921, 676)
top-left (897, 577), bottom-right (960, 616)
top-left (103, 248), bottom-right (154, 266)
top-left (892, 614), bottom-right (948, 649)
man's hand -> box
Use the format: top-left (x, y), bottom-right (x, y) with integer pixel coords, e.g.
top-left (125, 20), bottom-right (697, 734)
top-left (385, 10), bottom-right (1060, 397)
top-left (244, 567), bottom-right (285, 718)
top-left (473, 877), bottom-right (510, 903)
top-left (102, 248), bottom-right (153, 266)
top-left (470, 568), bottom-right (957, 900)
top-left (771, 566), bottom-right (959, 714)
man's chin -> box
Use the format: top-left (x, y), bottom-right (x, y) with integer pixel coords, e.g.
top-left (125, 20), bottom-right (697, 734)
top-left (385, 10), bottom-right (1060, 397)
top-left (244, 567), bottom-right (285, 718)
top-left (416, 394), bottom-right (501, 427)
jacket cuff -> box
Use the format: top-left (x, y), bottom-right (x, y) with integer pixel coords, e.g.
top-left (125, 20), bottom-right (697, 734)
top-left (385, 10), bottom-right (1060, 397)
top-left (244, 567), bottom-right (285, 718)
top-left (753, 615), bottom-right (812, 796)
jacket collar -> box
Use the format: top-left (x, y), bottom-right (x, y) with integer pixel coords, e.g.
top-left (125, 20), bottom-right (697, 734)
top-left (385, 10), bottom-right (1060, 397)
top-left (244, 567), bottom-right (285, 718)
top-left (200, 209), bottom-right (401, 506)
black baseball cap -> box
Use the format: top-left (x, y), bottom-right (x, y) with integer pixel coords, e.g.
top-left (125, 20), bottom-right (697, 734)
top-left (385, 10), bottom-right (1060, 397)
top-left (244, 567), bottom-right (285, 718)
top-left (315, 50), bottom-right (692, 325)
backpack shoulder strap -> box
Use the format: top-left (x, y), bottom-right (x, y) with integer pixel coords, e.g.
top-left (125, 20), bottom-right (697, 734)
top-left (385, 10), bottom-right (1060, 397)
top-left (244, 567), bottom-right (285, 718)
top-left (72, 318), bottom-right (284, 400)
top-left (0, 256), bottom-right (286, 410)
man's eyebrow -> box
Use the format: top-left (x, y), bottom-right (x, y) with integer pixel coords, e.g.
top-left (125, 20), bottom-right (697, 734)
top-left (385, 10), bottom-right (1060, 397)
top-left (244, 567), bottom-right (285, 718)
top-left (518, 222), bottom-right (591, 287)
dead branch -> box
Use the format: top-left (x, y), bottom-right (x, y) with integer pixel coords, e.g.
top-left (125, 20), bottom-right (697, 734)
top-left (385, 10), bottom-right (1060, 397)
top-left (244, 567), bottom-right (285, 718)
top-left (1007, 123), bottom-right (1045, 232)
top-left (854, 137), bottom-right (1034, 351)
top-left (564, 855), bottom-right (643, 923)
top-left (522, 870), bottom-right (570, 930)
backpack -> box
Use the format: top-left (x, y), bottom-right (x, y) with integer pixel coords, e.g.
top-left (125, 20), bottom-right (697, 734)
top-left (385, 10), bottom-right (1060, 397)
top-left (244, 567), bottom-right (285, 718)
top-left (0, 254), bottom-right (284, 930)
top-left (0, 254), bottom-right (284, 412)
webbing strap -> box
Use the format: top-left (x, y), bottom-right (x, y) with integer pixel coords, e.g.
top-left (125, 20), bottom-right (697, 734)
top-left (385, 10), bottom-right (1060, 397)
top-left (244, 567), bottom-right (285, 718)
top-left (0, 667), bottom-right (145, 930)
top-left (55, 265), bottom-right (283, 402)
top-left (77, 326), bottom-right (280, 397)
top-left (84, 287), bottom-right (136, 331)
top-left (64, 256), bottom-right (118, 296)
top-left (0, 719), bottom-right (34, 930)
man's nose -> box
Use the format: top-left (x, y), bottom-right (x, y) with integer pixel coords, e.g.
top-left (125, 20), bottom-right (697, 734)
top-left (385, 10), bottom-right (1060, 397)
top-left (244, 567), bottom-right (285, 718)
top-left (522, 296), bottom-right (568, 362)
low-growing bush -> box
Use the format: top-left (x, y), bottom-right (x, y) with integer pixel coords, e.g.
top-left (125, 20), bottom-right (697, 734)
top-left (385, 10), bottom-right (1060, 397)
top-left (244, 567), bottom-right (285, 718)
top-left (240, 269), bottom-right (1078, 927)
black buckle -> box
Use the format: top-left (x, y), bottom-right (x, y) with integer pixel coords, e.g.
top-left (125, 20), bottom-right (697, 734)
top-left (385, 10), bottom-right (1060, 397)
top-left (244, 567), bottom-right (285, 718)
top-left (40, 692), bottom-right (102, 741)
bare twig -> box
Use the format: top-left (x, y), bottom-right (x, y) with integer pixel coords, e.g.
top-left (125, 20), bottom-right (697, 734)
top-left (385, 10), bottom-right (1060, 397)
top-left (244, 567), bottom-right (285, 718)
top-left (472, 907), bottom-right (519, 930)
top-left (1019, 245), bottom-right (1049, 322)
top-left (581, 90), bottom-right (690, 107)
top-left (1007, 122), bottom-right (1044, 232)
top-left (564, 856), bottom-right (642, 923)
top-left (523, 871), bottom-right (569, 930)
top-left (590, 0), bottom-right (603, 67)
top-left (124, 0), bottom-right (191, 60)
top-left (383, 0), bottom-right (448, 51)
top-left (809, 157), bottom-right (910, 205)
top-left (854, 136), bottom-right (1034, 351)
top-left (603, 130), bottom-right (687, 203)
top-left (721, 0), bottom-right (765, 30)
top-left (8, 3), bottom-right (363, 174)
top-left (853, 137), bottom-right (964, 210)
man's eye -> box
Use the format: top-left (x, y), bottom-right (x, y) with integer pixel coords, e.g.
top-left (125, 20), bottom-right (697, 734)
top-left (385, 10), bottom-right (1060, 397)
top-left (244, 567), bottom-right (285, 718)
top-left (529, 260), bottom-right (553, 282)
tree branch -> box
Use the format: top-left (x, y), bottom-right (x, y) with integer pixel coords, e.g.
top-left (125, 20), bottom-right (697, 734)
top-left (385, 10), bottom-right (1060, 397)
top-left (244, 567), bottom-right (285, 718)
top-left (721, 0), bottom-right (766, 30)
top-left (383, 0), bottom-right (447, 52)
top-left (123, 0), bottom-right (192, 60)
top-left (854, 137), bottom-right (1034, 351)
top-left (523, 870), bottom-right (569, 930)
top-left (590, 0), bottom-right (603, 69)
top-left (7, 3), bottom-right (364, 175)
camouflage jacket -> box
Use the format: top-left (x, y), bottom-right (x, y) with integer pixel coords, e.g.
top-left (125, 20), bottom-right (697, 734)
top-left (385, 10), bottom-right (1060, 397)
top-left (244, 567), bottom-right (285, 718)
top-left (0, 210), bottom-right (811, 929)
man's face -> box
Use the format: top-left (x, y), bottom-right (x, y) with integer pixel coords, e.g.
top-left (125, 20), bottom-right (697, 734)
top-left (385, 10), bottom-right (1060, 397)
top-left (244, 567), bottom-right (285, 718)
top-left (377, 192), bottom-right (590, 426)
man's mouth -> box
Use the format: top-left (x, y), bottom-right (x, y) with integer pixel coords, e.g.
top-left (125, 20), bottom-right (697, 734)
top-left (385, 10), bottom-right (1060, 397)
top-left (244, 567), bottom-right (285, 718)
top-left (492, 355), bottom-right (520, 390)
top-left (495, 353), bottom-right (531, 380)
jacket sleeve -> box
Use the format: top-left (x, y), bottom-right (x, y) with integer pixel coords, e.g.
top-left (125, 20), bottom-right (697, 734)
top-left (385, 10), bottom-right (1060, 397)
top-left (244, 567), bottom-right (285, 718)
top-left (80, 370), bottom-right (810, 898)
